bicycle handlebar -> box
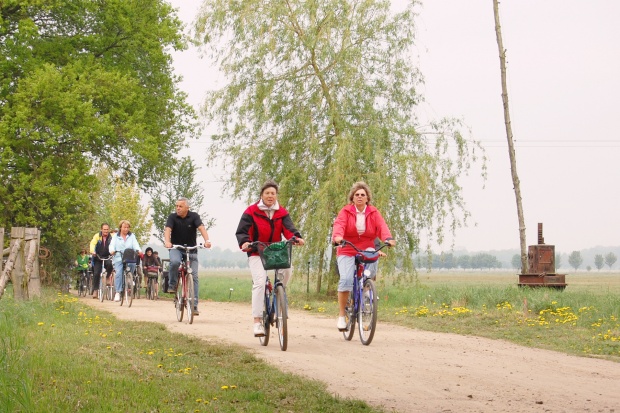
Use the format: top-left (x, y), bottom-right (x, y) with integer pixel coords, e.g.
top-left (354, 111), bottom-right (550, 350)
top-left (169, 244), bottom-right (200, 252)
top-left (244, 236), bottom-right (298, 252)
top-left (335, 239), bottom-right (391, 254)
top-left (95, 255), bottom-right (113, 261)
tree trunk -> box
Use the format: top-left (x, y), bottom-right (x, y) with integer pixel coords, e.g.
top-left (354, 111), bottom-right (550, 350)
top-left (315, 249), bottom-right (324, 293)
top-left (493, 0), bottom-right (528, 273)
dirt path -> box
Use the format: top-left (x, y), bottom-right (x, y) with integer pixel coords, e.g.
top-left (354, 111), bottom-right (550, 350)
top-left (79, 294), bottom-right (620, 413)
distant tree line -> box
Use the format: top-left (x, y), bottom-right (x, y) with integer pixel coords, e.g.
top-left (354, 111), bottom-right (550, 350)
top-left (416, 253), bottom-right (502, 271)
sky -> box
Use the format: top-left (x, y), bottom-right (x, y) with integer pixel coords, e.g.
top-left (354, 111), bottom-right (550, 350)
top-left (165, 0), bottom-right (620, 254)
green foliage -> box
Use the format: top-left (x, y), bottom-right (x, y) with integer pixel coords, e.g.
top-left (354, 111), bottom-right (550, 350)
top-left (568, 251), bottom-right (583, 271)
top-left (0, 0), bottom-right (198, 270)
top-left (194, 0), bottom-right (486, 290)
top-left (511, 253), bottom-right (521, 269)
top-left (150, 157), bottom-right (213, 243)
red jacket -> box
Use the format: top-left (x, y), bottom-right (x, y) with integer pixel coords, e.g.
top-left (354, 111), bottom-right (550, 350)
top-left (332, 204), bottom-right (393, 257)
top-left (236, 202), bottom-right (302, 256)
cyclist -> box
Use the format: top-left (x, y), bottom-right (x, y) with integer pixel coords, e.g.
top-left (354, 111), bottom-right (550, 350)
top-left (75, 248), bottom-right (90, 290)
top-left (89, 223), bottom-right (114, 299)
top-left (142, 247), bottom-right (160, 298)
top-left (332, 181), bottom-right (395, 331)
top-left (164, 197), bottom-right (211, 316)
top-left (236, 180), bottom-right (305, 337)
top-left (109, 220), bottom-right (141, 302)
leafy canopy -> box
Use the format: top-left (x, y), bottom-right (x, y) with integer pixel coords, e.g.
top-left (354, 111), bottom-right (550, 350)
top-left (194, 0), bottom-right (485, 284)
top-left (0, 0), bottom-right (198, 268)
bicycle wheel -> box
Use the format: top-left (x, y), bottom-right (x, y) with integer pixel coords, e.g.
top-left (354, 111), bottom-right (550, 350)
top-left (259, 291), bottom-right (271, 346)
top-left (99, 271), bottom-right (105, 302)
top-left (126, 271), bottom-right (133, 307)
top-left (185, 273), bottom-right (194, 324)
top-left (275, 285), bottom-right (288, 351)
top-left (134, 275), bottom-right (140, 299)
top-left (343, 291), bottom-right (356, 341)
top-left (175, 276), bottom-right (184, 322)
top-left (358, 278), bottom-right (378, 345)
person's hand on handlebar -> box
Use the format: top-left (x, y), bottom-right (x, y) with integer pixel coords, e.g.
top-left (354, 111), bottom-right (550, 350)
top-left (385, 238), bottom-right (396, 248)
top-left (333, 236), bottom-right (343, 245)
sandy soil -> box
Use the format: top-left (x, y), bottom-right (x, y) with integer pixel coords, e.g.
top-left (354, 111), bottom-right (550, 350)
top-left (78, 293), bottom-right (620, 413)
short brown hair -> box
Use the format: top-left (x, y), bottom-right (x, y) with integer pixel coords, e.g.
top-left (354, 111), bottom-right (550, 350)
top-left (260, 180), bottom-right (279, 195)
top-left (348, 181), bottom-right (372, 204)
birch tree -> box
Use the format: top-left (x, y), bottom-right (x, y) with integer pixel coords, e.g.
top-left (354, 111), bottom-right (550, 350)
top-left (194, 0), bottom-right (485, 291)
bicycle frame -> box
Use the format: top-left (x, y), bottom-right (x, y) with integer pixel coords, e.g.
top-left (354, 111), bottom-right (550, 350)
top-left (337, 240), bottom-right (390, 346)
top-left (170, 245), bottom-right (198, 324)
top-left (259, 269), bottom-right (288, 350)
top-left (246, 238), bottom-right (297, 352)
top-left (96, 255), bottom-right (114, 302)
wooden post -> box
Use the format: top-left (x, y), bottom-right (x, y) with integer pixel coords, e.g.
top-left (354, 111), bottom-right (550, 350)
top-left (0, 228), bottom-right (5, 299)
top-left (26, 228), bottom-right (42, 297)
top-left (12, 227), bottom-right (27, 300)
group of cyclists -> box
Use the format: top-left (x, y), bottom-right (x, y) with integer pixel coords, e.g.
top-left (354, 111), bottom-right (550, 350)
top-left (74, 181), bottom-right (396, 338)
top-left (76, 223), bottom-right (165, 302)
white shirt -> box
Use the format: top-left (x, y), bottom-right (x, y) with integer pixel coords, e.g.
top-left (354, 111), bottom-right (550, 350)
top-left (355, 205), bottom-right (367, 234)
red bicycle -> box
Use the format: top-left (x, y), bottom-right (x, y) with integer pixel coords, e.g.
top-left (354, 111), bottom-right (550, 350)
top-left (169, 245), bottom-right (199, 324)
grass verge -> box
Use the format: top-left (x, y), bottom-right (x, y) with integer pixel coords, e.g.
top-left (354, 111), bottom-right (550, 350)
top-left (0, 288), bottom-right (381, 413)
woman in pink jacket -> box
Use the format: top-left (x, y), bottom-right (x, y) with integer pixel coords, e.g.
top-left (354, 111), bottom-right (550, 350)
top-left (332, 181), bottom-right (396, 330)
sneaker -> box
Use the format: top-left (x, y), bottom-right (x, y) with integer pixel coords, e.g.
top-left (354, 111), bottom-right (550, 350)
top-left (168, 284), bottom-right (177, 294)
top-left (253, 322), bottom-right (265, 337)
top-left (193, 308), bottom-right (200, 316)
top-left (337, 316), bottom-right (347, 330)
top-left (114, 292), bottom-right (121, 302)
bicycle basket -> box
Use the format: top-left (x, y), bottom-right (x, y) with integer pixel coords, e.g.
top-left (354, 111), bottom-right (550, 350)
top-left (122, 248), bottom-right (139, 263)
top-left (257, 241), bottom-right (292, 270)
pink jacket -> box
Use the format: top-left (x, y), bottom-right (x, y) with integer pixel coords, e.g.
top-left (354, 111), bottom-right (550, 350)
top-left (332, 204), bottom-right (393, 257)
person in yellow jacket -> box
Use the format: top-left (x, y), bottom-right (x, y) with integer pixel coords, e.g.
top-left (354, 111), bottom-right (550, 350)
top-left (89, 223), bottom-right (114, 299)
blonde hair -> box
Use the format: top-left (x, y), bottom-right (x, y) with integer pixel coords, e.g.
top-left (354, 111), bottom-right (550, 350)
top-left (348, 181), bottom-right (372, 204)
top-left (118, 220), bottom-right (131, 230)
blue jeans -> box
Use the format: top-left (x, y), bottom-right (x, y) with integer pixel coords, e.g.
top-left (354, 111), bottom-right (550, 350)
top-left (114, 261), bottom-right (136, 293)
top-left (168, 249), bottom-right (199, 307)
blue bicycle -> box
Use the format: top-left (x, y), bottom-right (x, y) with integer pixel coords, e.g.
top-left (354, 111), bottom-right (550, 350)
top-left (247, 238), bottom-right (297, 351)
top-left (336, 240), bottom-right (390, 345)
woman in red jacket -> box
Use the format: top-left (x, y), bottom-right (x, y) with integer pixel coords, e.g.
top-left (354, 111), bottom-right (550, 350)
top-left (332, 181), bottom-right (396, 330)
top-left (236, 180), bottom-right (305, 337)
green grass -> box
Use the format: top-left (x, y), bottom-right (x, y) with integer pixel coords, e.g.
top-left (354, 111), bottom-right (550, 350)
top-left (0, 288), bottom-right (382, 413)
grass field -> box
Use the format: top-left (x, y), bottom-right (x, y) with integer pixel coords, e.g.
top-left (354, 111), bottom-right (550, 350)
top-left (2, 270), bottom-right (618, 412)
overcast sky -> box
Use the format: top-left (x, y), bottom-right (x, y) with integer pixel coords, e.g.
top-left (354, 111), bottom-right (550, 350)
top-left (166, 0), bottom-right (620, 254)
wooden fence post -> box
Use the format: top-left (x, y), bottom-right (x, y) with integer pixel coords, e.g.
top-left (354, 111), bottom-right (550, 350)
top-left (26, 228), bottom-right (41, 297)
top-left (11, 227), bottom-right (27, 300)
top-left (0, 228), bottom-right (5, 299)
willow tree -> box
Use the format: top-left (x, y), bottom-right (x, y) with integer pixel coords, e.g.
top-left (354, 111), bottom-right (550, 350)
top-left (195, 0), bottom-right (485, 292)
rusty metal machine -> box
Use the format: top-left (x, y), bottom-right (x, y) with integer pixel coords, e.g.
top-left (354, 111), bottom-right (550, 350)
top-left (518, 223), bottom-right (567, 289)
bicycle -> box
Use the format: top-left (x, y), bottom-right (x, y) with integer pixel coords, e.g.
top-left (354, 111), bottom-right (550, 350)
top-left (131, 267), bottom-right (141, 300)
top-left (246, 237), bottom-right (297, 351)
top-left (77, 269), bottom-right (90, 297)
top-left (169, 245), bottom-right (199, 324)
top-left (96, 255), bottom-right (114, 303)
top-left (335, 239), bottom-right (390, 346)
top-left (119, 249), bottom-right (139, 307)
top-left (145, 266), bottom-right (160, 300)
